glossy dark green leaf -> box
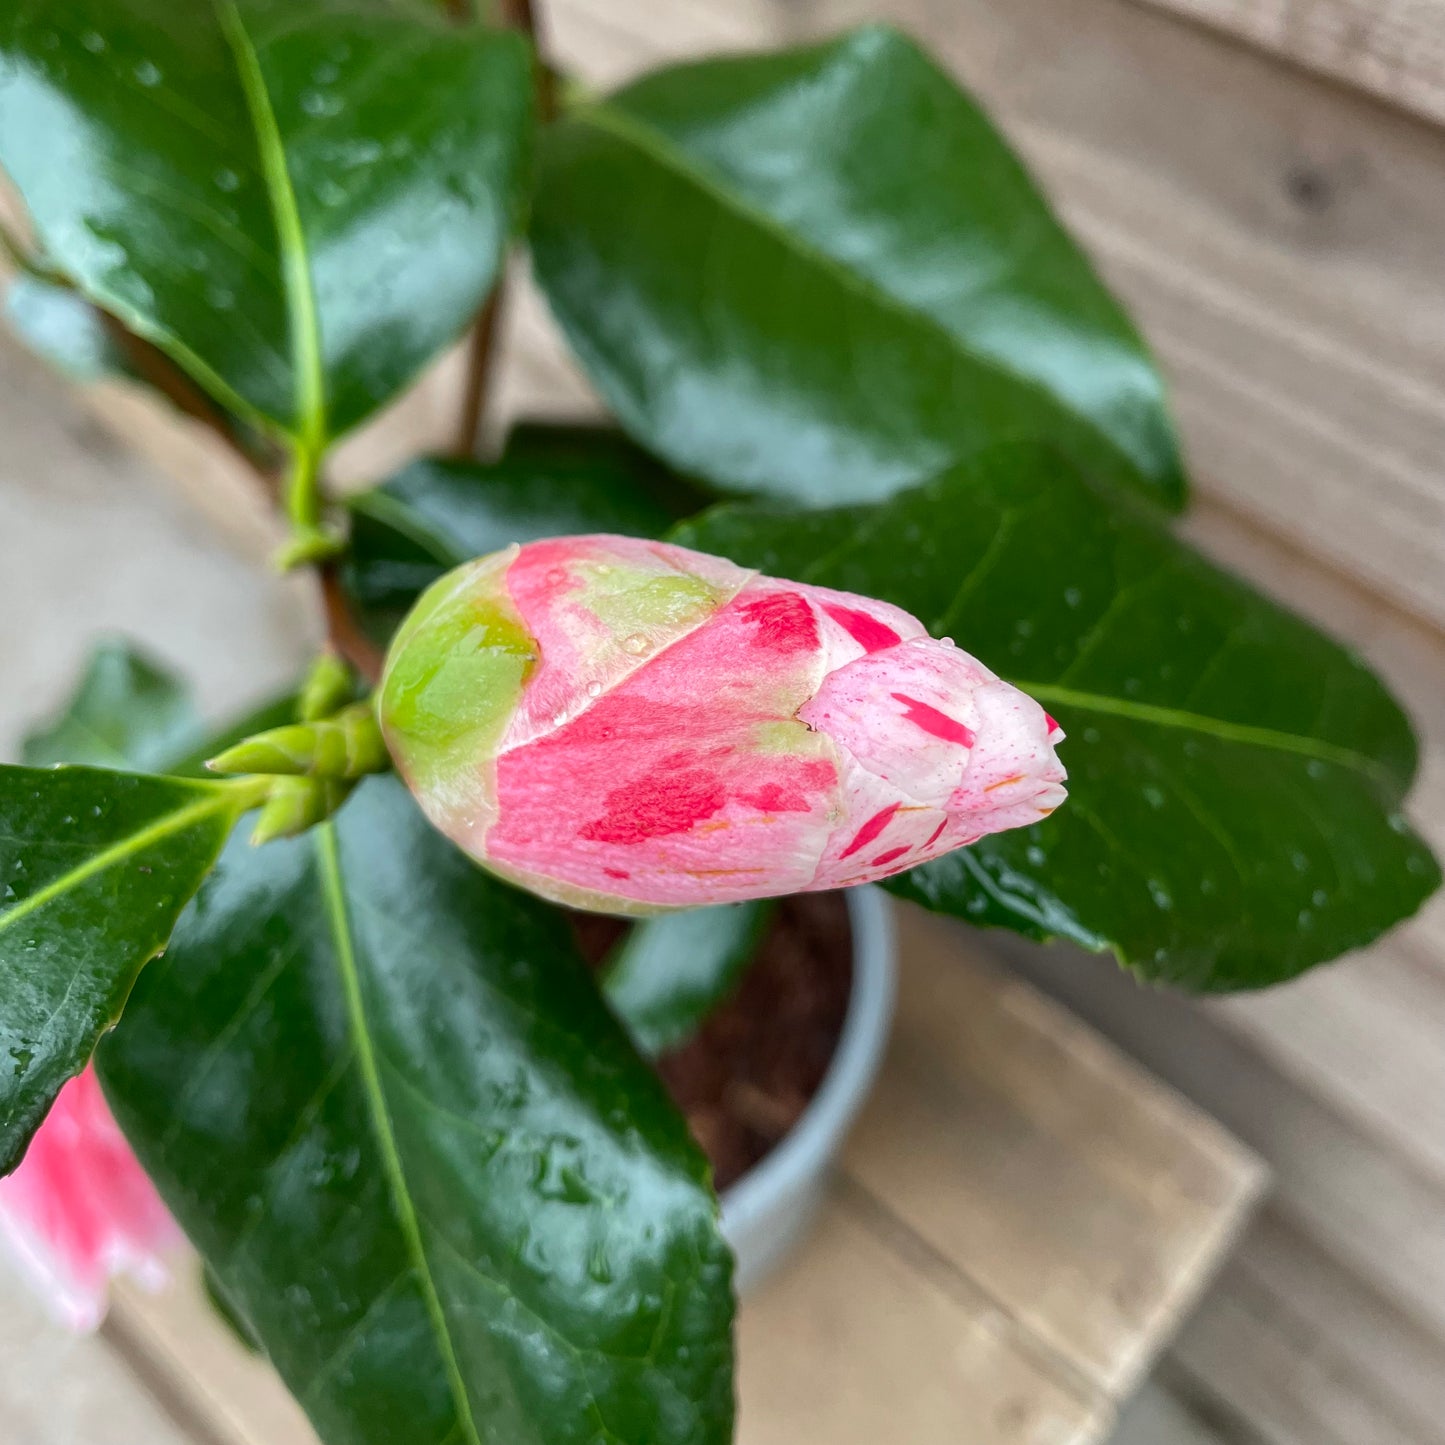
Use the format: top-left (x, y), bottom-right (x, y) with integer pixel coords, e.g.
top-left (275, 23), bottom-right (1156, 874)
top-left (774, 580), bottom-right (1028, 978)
top-left (343, 424), bottom-right (693, 641)
top-left (99, 776), bottom-right (735, 1445)
top-left (0, 766), bottom-right (253, 1171)
top-left (0, 0), bottom-right (533, 445)
top-left (21, 641), bottom-right (203, 771)
top-left (677, 448), bottom-right (1439, 990)
top-left (532, 25), bottom-right (1182, 511)
top-left (4, 273), bottom-right (130, 381)
top-left (602, 903), bottom-right (772, 1058)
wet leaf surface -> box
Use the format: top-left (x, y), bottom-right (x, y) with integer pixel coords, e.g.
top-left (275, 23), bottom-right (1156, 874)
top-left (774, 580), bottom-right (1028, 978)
top-left (100, 777), bottom-right (736, 1445)
top-left (0, 766), bottom-right (249, 1171)
top-left (0, 0), bottom-right (533, 443)
top-left (532, 26), bottom-right (1182, 511)
top-left (679, 447), bottom-right (1439, 989)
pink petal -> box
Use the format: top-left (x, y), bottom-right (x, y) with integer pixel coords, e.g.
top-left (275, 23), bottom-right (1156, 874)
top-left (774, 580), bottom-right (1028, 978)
top-left (0, 1067), bottom-right (178, 1331)
top-left (381, 536), bottom-right (1069, 913)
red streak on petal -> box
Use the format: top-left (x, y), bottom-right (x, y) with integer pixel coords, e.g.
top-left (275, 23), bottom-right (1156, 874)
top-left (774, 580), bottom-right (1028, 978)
top-left (580, 769), bottom-right (726, 844)
top-left (871, 845), bottom-right (912, 867)
top-left (840, 802), bottom-right (902, 859)
top-left (739, 782), bottom-right (809, 813)
top-left (890, 693), bottom-right (976, 747)
top-left (738, 760), bottom-right (836, 815)
top-left (739, 591), bottom-right (819, 653)
top-left (923, 819), bottom-right (948, 849)
top-left (823, 603), bottom-right (900, 654)
top-left (603, 868), bottom-right (630, 880)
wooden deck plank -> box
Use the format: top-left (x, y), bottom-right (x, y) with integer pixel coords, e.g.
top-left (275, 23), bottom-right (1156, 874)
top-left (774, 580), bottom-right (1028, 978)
top-left (999, 934), bottom-right (1445, 1346)
top-left (1209, 940), bottom-right (1445, 1185)
top-left (737, 1193), bottom-right (1106, 1445)
top-left (1127, 0), bottom-right (1445, 130)
top-left (0, 1252), bottom-right (201, 1445)
top-left (1217, 1214), bottom-right (1445, 1437)
top-left (109, 1266), bottom-right (312, 1445)
top-left (843, 911), bottom-right (1264, 1399)
top-left (1170, 1259), bottom-right (1432, 1445)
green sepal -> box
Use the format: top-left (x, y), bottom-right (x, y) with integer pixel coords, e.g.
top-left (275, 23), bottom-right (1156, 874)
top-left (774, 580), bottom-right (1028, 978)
top-left (250, 775), bottom-right (356, 846)
top-left (298, 652), bottom-right (356, 723)
top-left (208, 703), bottom-right (386, 781)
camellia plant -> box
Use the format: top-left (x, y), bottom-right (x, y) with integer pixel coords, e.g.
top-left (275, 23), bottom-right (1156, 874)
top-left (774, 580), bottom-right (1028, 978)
top-left (0, 4), bottom-right (1438, 1443)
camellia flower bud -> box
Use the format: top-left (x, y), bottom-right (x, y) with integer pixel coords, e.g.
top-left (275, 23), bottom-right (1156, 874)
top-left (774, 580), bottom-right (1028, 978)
top-left (0, 1067), bottom-right (177, 1330)
top-left (380, 535), bottom-right (1066, 915)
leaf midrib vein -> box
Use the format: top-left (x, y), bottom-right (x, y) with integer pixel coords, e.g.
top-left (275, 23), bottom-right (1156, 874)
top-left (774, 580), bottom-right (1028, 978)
top-left (0, 784), bottom-right (237, 936)
top-left (219, 0), bottom-right (326, 450)
top-left (1017, 682), bottom-right (1387, 780)
top-left (316, 824), bottom-right (482, 1445)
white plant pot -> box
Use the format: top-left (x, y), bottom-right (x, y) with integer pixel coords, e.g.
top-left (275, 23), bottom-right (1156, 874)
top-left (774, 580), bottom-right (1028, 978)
top-left (719, 887), bottom-right (897, 1295)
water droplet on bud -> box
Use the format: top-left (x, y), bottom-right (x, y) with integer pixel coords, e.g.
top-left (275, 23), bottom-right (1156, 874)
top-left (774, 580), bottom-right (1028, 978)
top-left (621, 634), bottom-right (651, 656)
top-left (585, 681), bottom-right (602, 698)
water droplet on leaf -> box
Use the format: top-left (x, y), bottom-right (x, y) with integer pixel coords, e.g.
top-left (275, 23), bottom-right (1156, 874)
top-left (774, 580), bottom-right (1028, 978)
top-left (299, 89), bottom-right (342, 118)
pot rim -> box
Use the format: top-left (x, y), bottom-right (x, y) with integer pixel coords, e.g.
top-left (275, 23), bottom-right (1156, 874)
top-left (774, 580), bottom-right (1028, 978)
top-left (719, 886), bottom-right (897, 1242)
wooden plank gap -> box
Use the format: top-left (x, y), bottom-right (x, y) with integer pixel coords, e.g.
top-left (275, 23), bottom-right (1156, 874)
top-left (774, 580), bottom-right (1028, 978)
top-left (1147, 1358), bottom-right (1280, 1445)
top-left (102, 1306), bottom-right (245, 1445)
top-left (1123, 0), bottom-right (1445, 132)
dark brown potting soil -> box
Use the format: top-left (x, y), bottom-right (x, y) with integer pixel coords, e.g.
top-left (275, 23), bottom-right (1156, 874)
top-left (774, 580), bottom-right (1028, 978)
top-left (573, 893), bottom-right (854, 1191)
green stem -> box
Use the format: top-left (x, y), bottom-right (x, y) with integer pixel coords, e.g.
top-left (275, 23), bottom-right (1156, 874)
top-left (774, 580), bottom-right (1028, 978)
top-left (0, 220), bottom-right (75, 287)
top-left (0, 218), bottom-right (35, 274)
top-left (275, 442), bottom-right (343, 569)
top-left (286, 443), bottom-right (322, 533)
